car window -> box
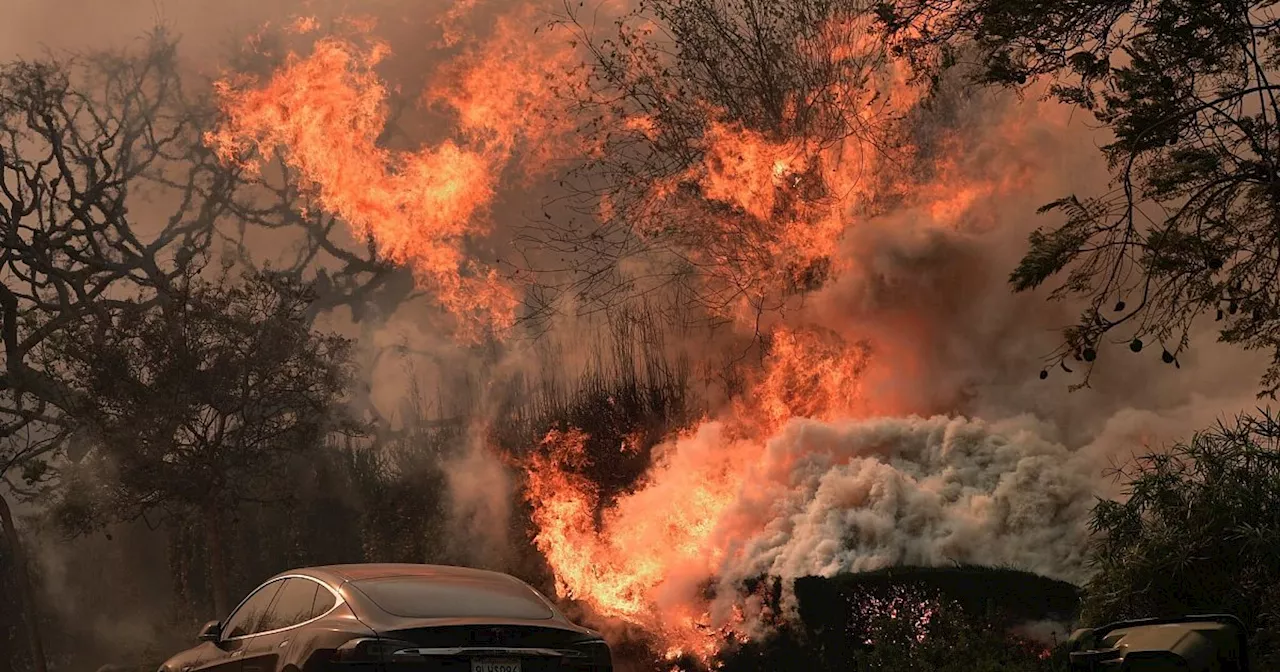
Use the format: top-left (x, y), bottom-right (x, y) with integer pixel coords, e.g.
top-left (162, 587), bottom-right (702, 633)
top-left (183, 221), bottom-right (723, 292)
top-left (222, 579), bottom-right (285, 639)
top-left (258, 578), bottom-right (321, 632)
top-left (309, 584), bottom-right (336, 620)
top-left (351, 576), bottom-right (555, 620)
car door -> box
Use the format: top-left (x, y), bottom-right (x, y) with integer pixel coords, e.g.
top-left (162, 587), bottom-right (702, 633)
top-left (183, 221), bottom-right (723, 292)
top-left (197, 578), bottom-right (287, 672)
top-left (241, 577), bottom-right (324, 672)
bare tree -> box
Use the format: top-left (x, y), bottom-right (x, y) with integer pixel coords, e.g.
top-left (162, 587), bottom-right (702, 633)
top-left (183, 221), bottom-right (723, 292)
top-left (0, 30), bottom-right (254, 670)
top-left (514, 0), bottom-right (907, 332)
top-left (877, 0), bottom-right (1280, 394)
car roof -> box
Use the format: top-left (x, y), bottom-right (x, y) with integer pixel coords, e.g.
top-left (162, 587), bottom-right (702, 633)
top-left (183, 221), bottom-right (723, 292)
top-left (279, 563), bottom-right (527, 588)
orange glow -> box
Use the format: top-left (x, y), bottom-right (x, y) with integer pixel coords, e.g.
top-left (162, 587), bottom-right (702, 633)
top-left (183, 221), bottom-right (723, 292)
top-left (748, 327), bottom-right (873, 432)
top-left (208, 7), bottom-right (589, 338)
top-left (424, 4), bottom-right (583, 175)
top-left (208, 35), bottom-right (515, 338)
top-left (287, 15), bottom-right (320, 35)
top-left (525, 327), bottom-right (879, 664)
top-left (210, 5), bottom-right (1079, 665)
top-left (521, 85), bottom-right (1045, 654)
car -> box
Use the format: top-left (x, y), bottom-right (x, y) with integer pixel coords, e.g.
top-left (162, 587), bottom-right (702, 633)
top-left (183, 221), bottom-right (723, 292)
top-left (158, 563), bottom-right (613, 672)
top-left (1066, 614), bottom-right (1249, 672)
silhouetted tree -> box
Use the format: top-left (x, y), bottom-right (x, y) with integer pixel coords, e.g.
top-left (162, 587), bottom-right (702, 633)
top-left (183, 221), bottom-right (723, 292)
top-left (0, 27), bottom-right (421, 659)
top-left (0, 30), bottom-right (246, 672)
top-left (45, 269), bottom-right (359, 617)
top-left (877, 0), bottom-right (1280, 393)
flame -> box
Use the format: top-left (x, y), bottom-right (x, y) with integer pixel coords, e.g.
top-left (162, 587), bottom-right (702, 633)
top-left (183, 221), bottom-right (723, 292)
top-left (522, 89), bottom-right (1053, 660)
top-left (207, 34), bottom-right (514, 338)
top-left (527, 425), bottom-right (754, 662)
top-left (525, 326), bottom-right (878, 663)
top-left (207, 8), bottom-right (585, 338)
top-left (209, 4), bottom-right (1083, 666)
top-left (748, 328), bottom-right (873, 432)
top-left (424, 3), bottom-right (582, 175)
top-left (607, 11), bottom-right (933, 325)
top-left (287, 15), bottom-right (320, 35)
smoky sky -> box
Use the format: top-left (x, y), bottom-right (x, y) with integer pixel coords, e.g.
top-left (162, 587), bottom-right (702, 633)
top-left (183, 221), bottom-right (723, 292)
top-left (6, 0), bottom-right (1268, 494)
top-left (6, 0), bottom-right (1274, 659)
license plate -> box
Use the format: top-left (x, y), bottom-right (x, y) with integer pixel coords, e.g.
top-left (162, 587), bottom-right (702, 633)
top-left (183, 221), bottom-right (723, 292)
top-left (471, 659), bottom-right (521, 672)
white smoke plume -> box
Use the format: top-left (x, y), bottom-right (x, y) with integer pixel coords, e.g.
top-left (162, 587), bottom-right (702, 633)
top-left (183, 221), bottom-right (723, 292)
top-left (711, 414), bottom-right (1096, 587)
top-left (591, 413), bottom-right (1102, 641)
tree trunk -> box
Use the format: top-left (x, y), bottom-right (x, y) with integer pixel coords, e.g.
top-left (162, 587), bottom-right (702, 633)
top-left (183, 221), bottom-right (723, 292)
top-left (0, 491), bottom-right (48, 672)
top-left (204, 504), bottom-right (230, 618)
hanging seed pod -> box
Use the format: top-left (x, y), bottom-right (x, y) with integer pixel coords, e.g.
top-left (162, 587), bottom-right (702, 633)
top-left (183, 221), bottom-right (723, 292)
top-left (1229, 301), bottom-right (1239, 314)
top-left (1162, 349), bottom-right (1175, 364)
top-left (1083, 347), bottom-right (1097, 362)
top-left (1217, 309), bottom-right (1224, 321)
top-left (1114, 300), bottom-right (1126, 312)
top-left (1130, 338), bottom-right (1143, 352)
top-left (1039, 369), bottom-right (1049, 380)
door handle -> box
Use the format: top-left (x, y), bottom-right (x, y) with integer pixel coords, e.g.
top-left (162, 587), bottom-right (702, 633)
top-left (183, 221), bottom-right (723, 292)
top-left (230, 650), bottom-right (244, 658)
top-left (279, 640), bottom-right (289, 648)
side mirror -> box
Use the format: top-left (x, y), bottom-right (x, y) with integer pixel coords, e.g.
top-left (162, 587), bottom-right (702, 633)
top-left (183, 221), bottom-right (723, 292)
top-left (197, 621), bottom-right (221, 642)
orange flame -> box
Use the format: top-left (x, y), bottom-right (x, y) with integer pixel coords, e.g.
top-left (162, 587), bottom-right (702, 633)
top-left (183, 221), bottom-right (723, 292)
top-left (424, 4), bottom-right (582, 172)
top-left (207, 10), bottom-right (586, 338)
top-left (207, 34), bottom-right (515, 338)
top-left (523, 90), bottom-right (1045, 654)
top-left (211, 5), bottom-right (1079, 666)
top-left (525, 326), bottom-right (877, 663)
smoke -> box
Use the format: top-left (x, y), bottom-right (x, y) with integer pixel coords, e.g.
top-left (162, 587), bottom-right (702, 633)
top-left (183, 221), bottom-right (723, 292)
top-left (527, 410), bottom-right (1104, 650)
top-left (735, 416), bottom-right (1096, 580)
top-left (513, 56), bottom-right (1269, 659)
top-left (441, 423), bottom-right (516, 571)
top-left (808, 77), bottom-right (1265, 443)
top-left (703, 414), bottom-right (1098, 636)
top-left (1013, 619), bottom-right (1074, 647)
top-left (5, 0), bottom-right (1274, 666)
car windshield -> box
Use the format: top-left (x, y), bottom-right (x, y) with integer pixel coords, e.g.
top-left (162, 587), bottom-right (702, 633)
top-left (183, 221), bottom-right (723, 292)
top-left (351, 575), bottom-right (556, 620)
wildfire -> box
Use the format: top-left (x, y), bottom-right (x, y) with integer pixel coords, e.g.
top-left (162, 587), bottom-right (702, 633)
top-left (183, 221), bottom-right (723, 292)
top-left (423, 3), bottom-right (582, 172)
top-left (527, 424), bottom-right (754, 661)
top-left (748, 328), bottom-right (873, 432)
top-left (207, 7), bottom-right (584, 339)
top-left (525, 327), bottom-right (879, 663)
top-left (207, 33), bottom-right (512, 338)
top-left (206, 4), bottom-right (1083, 668)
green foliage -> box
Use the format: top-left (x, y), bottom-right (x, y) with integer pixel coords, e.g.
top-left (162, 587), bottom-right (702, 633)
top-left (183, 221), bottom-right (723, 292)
top-left (877, 0), bottom-right (1280, 394)
top-left (1082, 410), bottom-right (1280, 666)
